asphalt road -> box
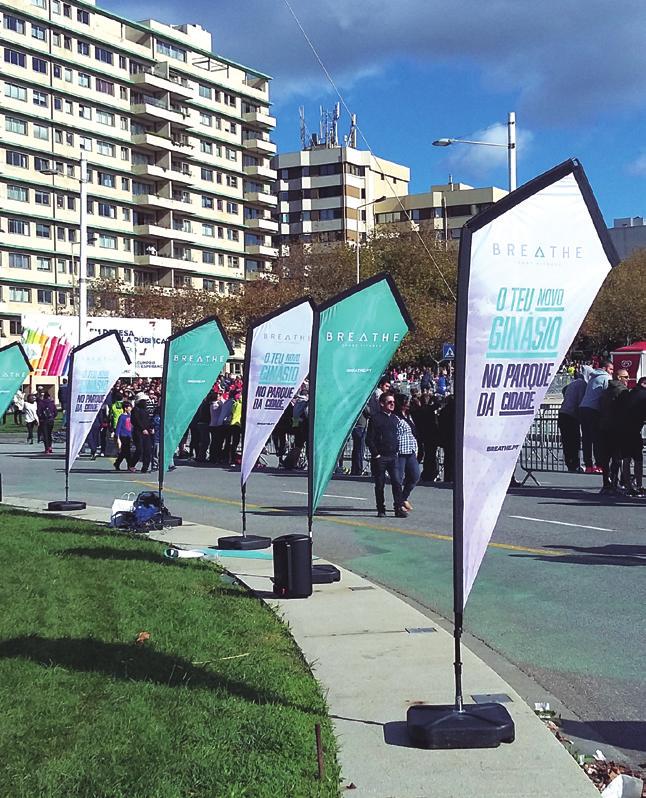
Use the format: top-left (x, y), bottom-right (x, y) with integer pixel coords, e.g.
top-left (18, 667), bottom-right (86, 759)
top-left (2, 433), bottom-right (645, 766)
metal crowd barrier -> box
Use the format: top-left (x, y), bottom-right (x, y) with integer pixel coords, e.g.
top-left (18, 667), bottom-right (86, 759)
top-left (519, 404), bottom-right (567, 485)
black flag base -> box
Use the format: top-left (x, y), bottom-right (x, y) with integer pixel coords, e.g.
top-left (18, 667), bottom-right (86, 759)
top-left (162, 515), bottom-right (183, 528)
top-left (216, 534), bottom-right (271, 550)
top-left (406, 703), bottom-right (515, 749)
top-left (47, 500), bottom-right (87, 511)
top-left (312, 563), bottom-right (341, 584)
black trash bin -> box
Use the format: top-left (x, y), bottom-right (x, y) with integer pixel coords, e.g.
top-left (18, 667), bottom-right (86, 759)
top-left (272, 534), bottom-right (312, 598)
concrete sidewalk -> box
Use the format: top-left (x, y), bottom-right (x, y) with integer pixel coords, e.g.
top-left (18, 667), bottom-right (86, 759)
top-left (5, 496), bottom-right (598, 797)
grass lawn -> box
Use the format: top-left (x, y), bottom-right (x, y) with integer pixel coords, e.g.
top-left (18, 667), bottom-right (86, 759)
top-left (0, 507), bottom-right (340, 798)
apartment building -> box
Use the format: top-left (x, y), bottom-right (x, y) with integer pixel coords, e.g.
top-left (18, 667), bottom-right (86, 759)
top-left (0, 0), bottom-right (277, 339)
top-left (272, 145), bottom-right (409, 250)
top-left (374, 182), bottom-right (507, 239)
top-left (608, 217), bottom-right (646, 261)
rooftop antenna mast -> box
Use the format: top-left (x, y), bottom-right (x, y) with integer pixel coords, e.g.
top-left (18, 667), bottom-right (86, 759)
top-left (299, 105), bottom-right (309, 151)
top-left (349, 114), bottom-right (357, 148)
top-left (331, 102), bottom-right (340, 147)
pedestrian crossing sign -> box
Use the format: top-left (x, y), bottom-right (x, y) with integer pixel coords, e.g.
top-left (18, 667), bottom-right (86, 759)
top-left (442, 343), bottom-right (455, 360)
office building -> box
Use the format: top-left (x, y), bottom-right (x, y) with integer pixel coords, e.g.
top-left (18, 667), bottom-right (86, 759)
top-left (608, 217), bottom-right (646, 261)
top-left (0, 0), bottom-right (277, 339)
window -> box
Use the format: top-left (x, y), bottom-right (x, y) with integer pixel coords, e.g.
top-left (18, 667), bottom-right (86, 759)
top-left (4, 49), bottom-right (26, 67)
top-left (5, 117), bottom-right (27, 135)
top-left (97, 202), bottom-right (116, 218)
top-left (95, 47), bottom-right (113, 64)
top-left (77, 9), bottom-right (89, 23)
top-left (35, 157), bottom-right (50, 171)
top-left (96, 111), bottom-right (114, 126)
top-left (4, 16), bottom-right (26, 33)
top-left (54, 96), bottom-right (62, 110)
top-left (96, 141), bottom-right (115, 157)
top-left (120, 86), bottom-right (128, 100)
top-left (202, 196), bottom-right (214, 209)
top-left (199, 84), bottom-right (212, 99)
top-left (79, 135), bottom-right (92, 151)
top-left (203, 256), bottom-right (215, 268)
top-left (201, 168), bottom-right (213, 182)
top-left (120, 116), bottom-right (129, 131)
top-left (35, 223), bottom-right (51, 238)
top-left (52, 32), bottom-right (60, 45)
top-left (35, 190), bottom-right (50, 205)
top-left (202, 223), bottom-right (215, 237)
top-left (121, 207), bottom-right (130, 221)
top-left (52, 0), bottom-right (60, 12)
top-left (38, 289), bottom-right (53, 304)
top-left (33, 123), bottom-right (49, 140)
top-left (227, 229), bottom-right (239, 241)
top-left (226, 148), bottom-right (236, 161)
top-left (200, 141), bottom-right (212, 155)
top-left (57, 291), bottom-right (66, 305)
top-left (99, 265), bottom-right (117, 279)
top-left (5, 83), bottom-right (27, 101)
top-left (66, 164), bottom-right (74, 177)
top-left (64, 68), bottom-right (72, 82)
top-left (120, 147), bottom-right (129, 161)
top-left (57, 226), bottom-right (65, 240)
top-left (119, 55), bottom-right (127, 69)
top-left (200, 112), bottom-right (213, 127)
top-left (121, 177), bottom-right (130, 190)
top-left (32, 0), bottom-right (47, 8)
top-left (226, 175), bottom-right (238, 189)
top-left (156, 40), bottom-right (186, 61)
top-left (96, 79), bottom-right (114, 96)
top-left (86, 262), bottom-right (95, 277)
top-left (67, 196), bottom-right (75, 210)
top-left (77, 40), bottom-right (90, 56)
top-left (79, 105), bottom-right (91, 120)
top-left (37, 256), bottom-right (52, 271)
top-left (78, 72), bottom-right (90, 88)
top-left (32, 57), bottom-right (47, 73)
top-left (53, 64), bottom-right (61, 78)
top-left (33, 89), bottom-right (47, 106)
top-left (8, 185), bottom-right (28, 201)
top-left (227, 255), bottom-right (240, 268)
top-left (9, 287), bottom-right (31, 302)
top-left (227, 202), bottom-right (238, 214)
top-left (99, 233), bottom-right (117, 249)
top-left (9, 253), bottom-right (30, 269)
top-left (64, 99), bottom-right (72, 113)
top-left (32, 24), bottom-right (46, 40)
top-left (97, 171), bottom-right (115, 188)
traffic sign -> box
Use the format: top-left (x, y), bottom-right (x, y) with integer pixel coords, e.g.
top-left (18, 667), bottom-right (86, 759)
top-left (442, 343), bottom-right (455, 360)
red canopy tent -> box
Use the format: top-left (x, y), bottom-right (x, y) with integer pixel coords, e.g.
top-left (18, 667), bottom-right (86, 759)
top-left (611, 342), bottom-right (646, 386)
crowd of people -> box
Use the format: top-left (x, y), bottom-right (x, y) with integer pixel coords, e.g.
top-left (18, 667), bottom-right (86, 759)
top-left (558, 361), bottom-right (646, 496)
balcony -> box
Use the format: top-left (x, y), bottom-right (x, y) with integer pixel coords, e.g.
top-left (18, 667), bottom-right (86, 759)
top-left (131, 98), bottom-right (185, 126)
top-left (242, 137), bottom-right (277, 156)
top-left (244, 216), bottom-right (278, 233)
top-left (244, 190), bottom-right (278, 207)
top-left (132, 69), bottom-right (193, 99)
top-left (131, 131), bottom-right (174, 152)
top-left (133, 223), bottom-right (194, 242)
top-left (242, 110), bottom-right (276, 129)
top-left (245, 243), bottom-right (278, 258)
top-left (134, 252), bottom-right (197, 269)
top-left (133, 193), bottom-right (177, 211)
top-left (243, 164), bottom-right (277, 181)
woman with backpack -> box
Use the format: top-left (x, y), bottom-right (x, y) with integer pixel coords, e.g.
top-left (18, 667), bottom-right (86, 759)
top-left (36, 391), bottom-right (57, 454)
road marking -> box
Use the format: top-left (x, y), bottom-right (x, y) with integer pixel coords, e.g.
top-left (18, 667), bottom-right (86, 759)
top-left (509, 515), bottom-right (614, 532)
top-left (136, 481), bottom-right (562, 557)
top-left (87, 478), bottom-right (136, 483)
top-left (283, 490), bottom-right (368, 502)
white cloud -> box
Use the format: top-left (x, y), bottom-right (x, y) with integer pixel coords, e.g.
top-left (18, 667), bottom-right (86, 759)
top-left (628, 153), bottom-right (646, 176)
top-left (102, 0), bottom-right (646, 123)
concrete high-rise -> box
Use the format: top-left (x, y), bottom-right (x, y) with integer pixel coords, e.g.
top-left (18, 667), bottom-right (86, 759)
top-left (1, 0), bottom-right (277, 339)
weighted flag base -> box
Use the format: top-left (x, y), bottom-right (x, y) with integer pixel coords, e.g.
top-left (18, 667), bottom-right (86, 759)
top-left (406, 703), bottom-right (515, 749)
top-left (312, 563), bottom-right (341, 584)
top-left (162, 515), bottom-right (183, 527)
top-left (215, 534), bottom-right (271, 550)
top-left (47, 500), bottom-right (87, 511)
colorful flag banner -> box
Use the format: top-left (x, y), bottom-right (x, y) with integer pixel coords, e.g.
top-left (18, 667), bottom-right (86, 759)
top-left (67, 332), bottom-right (131, 473)
top-left (241, 298), bottom-right (314, 487)
top-left (159, 317), bottom-right (233, 480)
top-left (0, 343), bottom-right (31, 419)
top-left (308, 274), bottom-right (414, 520)
top-left (455, 160), bottom-right (618, 607)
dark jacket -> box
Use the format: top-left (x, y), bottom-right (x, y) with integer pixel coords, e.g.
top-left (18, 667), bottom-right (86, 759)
top-left (366, 410), bottom-right (399, 459)
top-left (37, 396), bottom-right (57, 423)
top-left (131, 403), bottom-right (153, 435)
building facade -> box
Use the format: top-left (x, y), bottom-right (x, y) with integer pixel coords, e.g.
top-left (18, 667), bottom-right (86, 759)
top-left (0, 0), bottom-right (277, 339)
top-left (608, 217), bottom-right (646, 261)
top-left (374, 182), bottom-right (507, 239)
top-left (272, 145), bottom-right (409, 250)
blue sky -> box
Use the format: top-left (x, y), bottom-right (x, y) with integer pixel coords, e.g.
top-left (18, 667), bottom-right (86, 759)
top-left (103, 0), bottom-right (646, 225)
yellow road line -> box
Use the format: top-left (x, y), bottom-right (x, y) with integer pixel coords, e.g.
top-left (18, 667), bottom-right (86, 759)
top-left (136, 480), bottom-right (561, 557)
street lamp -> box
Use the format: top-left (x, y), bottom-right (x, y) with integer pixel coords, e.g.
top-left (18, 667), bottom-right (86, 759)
top-left (432, 111), bottom-right (517, 192)
top-left (39, 152), bottom-right (89, 344)
top-left (355, 195), bottom-right (386, 284)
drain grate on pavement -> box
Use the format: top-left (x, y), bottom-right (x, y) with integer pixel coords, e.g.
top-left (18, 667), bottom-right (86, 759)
top-left (405, 627), bottom-right (437, 634)
top-left (471, 693), bottom-right (512, 704)
top-left (348, 586), bottom-right (376, 591)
